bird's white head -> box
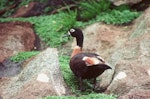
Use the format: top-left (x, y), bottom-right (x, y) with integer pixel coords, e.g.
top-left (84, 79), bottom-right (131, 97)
top-left (67, 28), bottom-right (83, 38)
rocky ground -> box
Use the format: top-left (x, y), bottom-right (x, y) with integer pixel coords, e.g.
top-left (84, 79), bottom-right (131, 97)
top-left (0, 23), bottom-right (128, 99)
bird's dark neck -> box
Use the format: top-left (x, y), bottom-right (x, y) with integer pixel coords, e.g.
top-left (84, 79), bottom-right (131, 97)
top-left (76, 33), bottom-right (84, 48)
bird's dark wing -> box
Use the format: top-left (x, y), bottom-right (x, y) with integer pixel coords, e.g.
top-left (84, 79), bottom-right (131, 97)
top-left (69, 52), bottom-right (111, 78)
top-left (74, 52), bottom-right (105, 66)
top-left (69, 52), bottom-right (107, 70)
top-left (69, 53), bottom-right (88, 77)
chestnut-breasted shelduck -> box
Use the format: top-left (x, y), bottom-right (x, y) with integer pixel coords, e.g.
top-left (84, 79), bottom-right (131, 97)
top-left (65, 28), bottom-right (111, 91)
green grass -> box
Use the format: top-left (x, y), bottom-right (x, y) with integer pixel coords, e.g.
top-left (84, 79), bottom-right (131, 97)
top-left (59, 55), bottom-right (79, 94)
top-left (79, 0), bottom-right (110, 20)
top-left (78, 0), bottom-right (141, 24)
top-left (96, 9), bottom-right (141, 25)
top-left (43, 93), bottom-right (117, 99)
top-left (0, 0), bottom-right (15, 17)
top-left (10, 51), bottom-right (39, 62)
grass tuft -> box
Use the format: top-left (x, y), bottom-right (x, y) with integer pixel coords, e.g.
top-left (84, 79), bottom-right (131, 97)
top-left (59, 55), bottom-right (79, 94)
top-left (79, 0), bottom-right (110, 20)
top-left (43, 93), bottom-right (117, 99)
top-left (96, 9), bottom-right (141, 25)
top-left (10, 51), bottom-right (39, 62)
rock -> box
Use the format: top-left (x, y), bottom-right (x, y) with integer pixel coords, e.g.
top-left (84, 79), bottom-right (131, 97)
top-left (84, 23), bottom-right (128, 89)
top-left (109, 0), bottom-right (142, 6)
top-left (118, 90), bottom-right (150, 99)
top-left (11, 2), bottom-right (43, 18)
top-left (0, 59), bottom-right (22, 77)
top-left (71, 7), bottom-right (150, 98)
top-left (1, 48), bottom-right (69, 99)
top-left (105, 7), bottom-right (150, 97)
top-left (0, 21), bottom-right (36, 62)
top-left (131, 0), bottom-right (150, 11)
top-left (71, 22), bottom-right (131, 90)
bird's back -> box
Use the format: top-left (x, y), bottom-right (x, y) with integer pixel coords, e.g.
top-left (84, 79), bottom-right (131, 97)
top-left (69, 52), bottom-right (111, 79)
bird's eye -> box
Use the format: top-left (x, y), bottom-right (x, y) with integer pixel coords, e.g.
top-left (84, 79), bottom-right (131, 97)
top-left (70, 29), bottom-right (75, 32)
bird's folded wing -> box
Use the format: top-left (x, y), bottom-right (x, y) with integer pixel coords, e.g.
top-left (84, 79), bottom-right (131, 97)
top-left (82, 56), bottom-right (105, 66)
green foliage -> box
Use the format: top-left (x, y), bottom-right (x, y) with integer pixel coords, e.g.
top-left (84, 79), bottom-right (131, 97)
top-left (0, 0), bottom-right (15, 17)
top-left (113, 4), bottom-right (130, 11)
top-left (43, 7), bottom-right (53, 14)
top-left (44, 93), bottom-right (117, 99)
top-left (78, 0), bottom-right (141, 24)
top-left (38, 11), bottom-right (77, 47)
top-left (10, 51), bottom-right (39, 62)
top-left (96, 4), bottom-right (141, 25)
top-left (96, 9), bottom-right (141, 25)
top-left (59, 55), bottom-right (79, 94)
top-left (33, 10), bottom-right (76, 47)
top-left (0, 0), bottom-right (10, 10)
top-left (79, 0), bottom-right (110, 20)
top-left (2, 9), bottom-right (15, 18)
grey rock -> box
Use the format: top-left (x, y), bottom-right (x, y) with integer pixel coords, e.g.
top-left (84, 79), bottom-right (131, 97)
top-left (1, 48), bottom-right (69, 99)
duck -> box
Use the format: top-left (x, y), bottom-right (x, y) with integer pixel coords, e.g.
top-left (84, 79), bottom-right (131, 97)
top-left (65, 28), bottom-right (112, 91)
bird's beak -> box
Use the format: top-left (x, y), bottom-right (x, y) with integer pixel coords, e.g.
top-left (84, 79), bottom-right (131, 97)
top-left (63, 33), bottom-right (70, 38)
top-left (63, 31), bottom-right (71, 39)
